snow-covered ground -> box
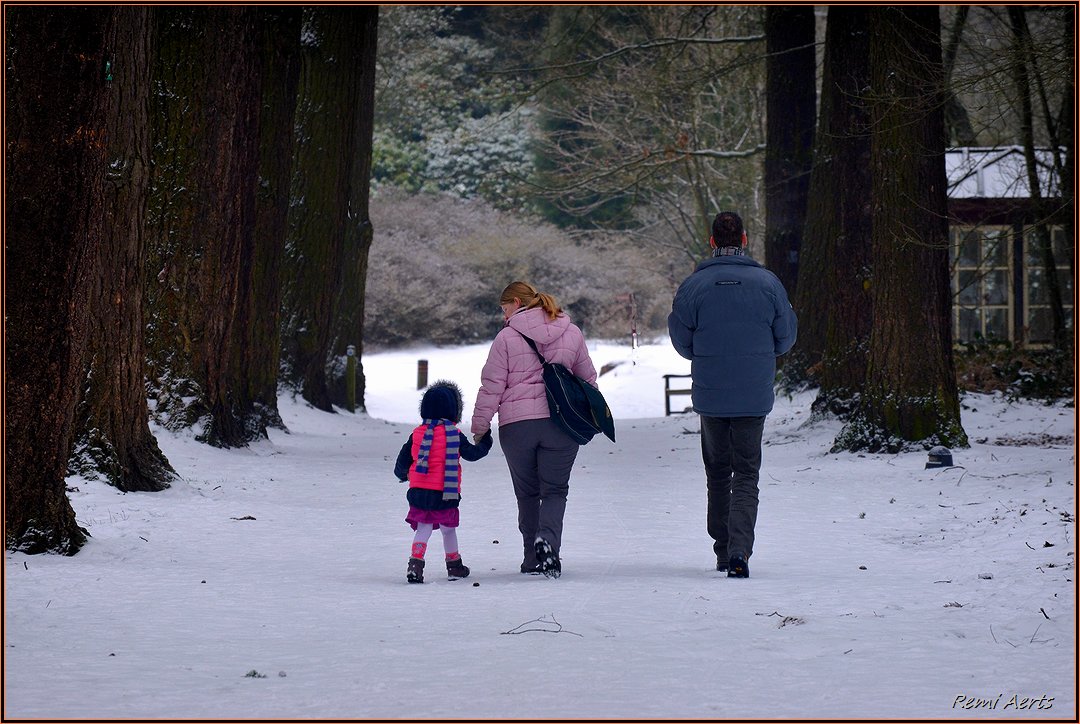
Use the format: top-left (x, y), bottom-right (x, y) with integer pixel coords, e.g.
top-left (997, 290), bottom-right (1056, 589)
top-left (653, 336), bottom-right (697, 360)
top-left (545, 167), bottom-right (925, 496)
top-left (5, 339), bottom-right (1076, 720)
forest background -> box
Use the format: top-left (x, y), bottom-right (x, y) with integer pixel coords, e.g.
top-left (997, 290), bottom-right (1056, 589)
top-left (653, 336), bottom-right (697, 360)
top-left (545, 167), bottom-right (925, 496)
top-left (4, 5), bottom-right (1075, 556)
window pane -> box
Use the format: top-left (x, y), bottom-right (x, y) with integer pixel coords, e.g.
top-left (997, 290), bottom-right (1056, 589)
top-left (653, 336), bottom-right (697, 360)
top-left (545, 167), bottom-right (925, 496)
top-left (957, 307), bottom-right (980, 342)
top-left (1057, 269), bottom-right (1073, 299)
top-left (982, 229), bottom-right (1008, 267)
top-left (983, 270), bottom-right (1008, 305)
top-left (1027, 306), bottom-right (1051, 343)
top-left (1025, 231), bottom-right (1047, 266)
top-left (1052, 226), bottom-right (1071, 266)
top-left (984, 308), bottom-right (1008, 340)
top-left (958, 230), bottom-right (979, 267)
top-left (958, 269), bottom-right (979, 305)
top-left (1027, 267), bottom-right (1047, 304)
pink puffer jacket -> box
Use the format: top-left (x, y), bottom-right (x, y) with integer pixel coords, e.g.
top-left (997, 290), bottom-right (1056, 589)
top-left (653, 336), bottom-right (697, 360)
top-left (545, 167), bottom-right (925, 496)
top-left (471, 307), bottom-right (597, 436)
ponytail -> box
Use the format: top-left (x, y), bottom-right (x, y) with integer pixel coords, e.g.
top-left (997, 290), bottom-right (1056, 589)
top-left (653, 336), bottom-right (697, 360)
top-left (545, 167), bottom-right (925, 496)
top-left (500, 281), bottom-right (563, 321)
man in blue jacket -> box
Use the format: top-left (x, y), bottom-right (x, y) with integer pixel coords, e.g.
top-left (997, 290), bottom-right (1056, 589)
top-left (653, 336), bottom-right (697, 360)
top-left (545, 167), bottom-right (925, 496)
top-left (668, 211), bottom-right (797, 578)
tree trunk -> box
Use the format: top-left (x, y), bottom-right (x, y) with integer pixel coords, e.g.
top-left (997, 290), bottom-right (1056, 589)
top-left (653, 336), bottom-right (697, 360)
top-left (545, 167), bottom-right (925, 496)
top-left (835, 6), bottom-right (968, 453)
top-left (764, 5), bottom-right (815, 299)
top-left (146, 7), bottom-right (265, 447)
top-left (1009, 7), bottom-right (1067, 350)
top-left (4, 7), bottom-right (122, 553)
top-left (331, 7), bottom-right (379, 412)
top-left (942, 7), bottom-right (977, 146)
top-left (68, 7), bottom-right (177, 492)
top-left (235, 8), bottom-right (303, 432)
top-left (785, 6), bottom-right (874, 406)
top-left (283, 7), bottom-right (377, 412)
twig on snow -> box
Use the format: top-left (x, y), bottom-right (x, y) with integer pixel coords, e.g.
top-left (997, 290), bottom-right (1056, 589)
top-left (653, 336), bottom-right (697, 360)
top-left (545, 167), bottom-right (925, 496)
top-left (1040, 607), bottom-right (1050, 620)
top-left (501, 614), bottom-right (583, 637)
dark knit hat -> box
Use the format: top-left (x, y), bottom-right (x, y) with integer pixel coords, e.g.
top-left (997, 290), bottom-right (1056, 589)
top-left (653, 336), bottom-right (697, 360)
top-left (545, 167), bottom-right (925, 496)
top-left (711, 211), bottom-right (744, 248)
top-left (419, 380), bottom-right (464, 423)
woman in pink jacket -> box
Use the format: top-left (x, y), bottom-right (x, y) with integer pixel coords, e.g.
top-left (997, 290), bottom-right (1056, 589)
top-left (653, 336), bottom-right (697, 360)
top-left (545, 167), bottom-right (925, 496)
top-left (471, 281), bottom-right (598, 579)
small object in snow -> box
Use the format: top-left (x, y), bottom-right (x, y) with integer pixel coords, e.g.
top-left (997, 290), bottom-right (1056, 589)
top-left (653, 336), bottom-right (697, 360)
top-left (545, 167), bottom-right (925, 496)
top-left (925, 446), bottom-right (953, 469)
top-left (230, 515), bottom-right (256, 521)
top-left (473, 582), bottom-right (480, 587)
top-left (859, 565), bottom-right (867, 570)
top-left (201, 580), bottom-right (206, 584)
top-left (1043, 541), bottom-right (1054, 547)
top-left (109, 653), bottom-right (116, 657)
top-left (978, 572), bottom-right (993, 580)
top-left (278, 671), bottom-right (287, 678)
top-left (492, 539), bottom-right (499, 544)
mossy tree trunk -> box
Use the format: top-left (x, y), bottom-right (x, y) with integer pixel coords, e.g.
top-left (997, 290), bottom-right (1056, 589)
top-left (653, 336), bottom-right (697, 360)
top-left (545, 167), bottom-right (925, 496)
top-left (4, 7), bottom-right (124, 553)
top-left (235, 8), bottom-right (303, 433)
top-left (786, 6), bottom-right (874, 413)
top-left (283, 7), bottom-right (379, 412)
top-left (69, 7), bottom-right (178, 492)
top-left (763, 5), bottom-right (815, 300)
top-left (146, 7), bottom-right (266, 447)
top-left (834, 7), bottom-right (968, 454)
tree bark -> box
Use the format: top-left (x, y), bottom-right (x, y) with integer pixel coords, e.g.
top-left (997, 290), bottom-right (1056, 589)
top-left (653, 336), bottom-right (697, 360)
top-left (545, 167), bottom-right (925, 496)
top-left (331, 7), bottom-right (379, 412)
top-left (235, 8), bottom-right (303, 432)
top-left (146, 7), bottom-right (266, 447)
top-left (69, 7), bottom-right (177, 492)
top-left (785, 6), bottom-right (874, 407)
top-left (283, 7), bottom-right (378, 412)
top-left (764, 5), bottom-right (815, 299)
top-left (4, 7), bottom-right (121, 553)
top-left (835, 6), bottom-right (968, 453)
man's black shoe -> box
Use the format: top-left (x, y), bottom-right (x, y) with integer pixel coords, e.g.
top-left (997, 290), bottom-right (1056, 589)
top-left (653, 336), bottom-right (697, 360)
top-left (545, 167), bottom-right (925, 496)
top-left (727, 555), bottom-right (749, 578)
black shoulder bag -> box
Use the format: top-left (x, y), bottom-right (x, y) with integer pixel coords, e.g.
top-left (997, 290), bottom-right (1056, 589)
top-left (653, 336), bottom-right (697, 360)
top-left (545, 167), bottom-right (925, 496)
top-left (518, 332), bottom-right (615, 445)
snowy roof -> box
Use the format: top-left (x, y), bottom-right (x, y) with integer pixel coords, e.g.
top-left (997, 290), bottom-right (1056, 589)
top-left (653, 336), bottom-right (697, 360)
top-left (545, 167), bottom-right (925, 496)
top-left (946, 146), bottom-right (1063, 199)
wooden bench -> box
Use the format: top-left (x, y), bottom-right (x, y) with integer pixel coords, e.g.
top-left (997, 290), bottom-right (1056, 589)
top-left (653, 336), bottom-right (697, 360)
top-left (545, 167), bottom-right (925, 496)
top-left (663, 374), bottom-right (693, 416)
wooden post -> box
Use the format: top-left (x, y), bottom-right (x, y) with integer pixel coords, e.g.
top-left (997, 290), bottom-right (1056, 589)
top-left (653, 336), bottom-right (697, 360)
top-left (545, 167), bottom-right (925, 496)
top-left (417, 359), bottom-right (428, 390)
top-left (345, 345), bottom-right (356, 413)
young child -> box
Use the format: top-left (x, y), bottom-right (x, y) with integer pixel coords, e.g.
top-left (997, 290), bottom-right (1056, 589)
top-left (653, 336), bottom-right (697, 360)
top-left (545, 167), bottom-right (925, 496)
top-left (394, 380), bottom-right (492, 583)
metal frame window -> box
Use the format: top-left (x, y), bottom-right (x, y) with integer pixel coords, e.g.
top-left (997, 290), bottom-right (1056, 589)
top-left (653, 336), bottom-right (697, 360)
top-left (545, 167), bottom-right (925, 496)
top-left (951, 225), bottom-right (1013, 343)
top-left (1023, 225), bottom-right (1074, 345)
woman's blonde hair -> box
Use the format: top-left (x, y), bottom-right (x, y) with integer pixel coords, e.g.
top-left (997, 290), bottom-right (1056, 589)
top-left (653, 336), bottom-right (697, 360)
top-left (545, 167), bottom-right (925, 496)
top-left (500, 281), bottom-right (561, 321)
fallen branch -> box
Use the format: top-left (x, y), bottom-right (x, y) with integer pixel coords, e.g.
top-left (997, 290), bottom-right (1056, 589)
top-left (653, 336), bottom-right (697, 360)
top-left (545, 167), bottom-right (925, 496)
top-left (501, 614), bottom-right (583, 637)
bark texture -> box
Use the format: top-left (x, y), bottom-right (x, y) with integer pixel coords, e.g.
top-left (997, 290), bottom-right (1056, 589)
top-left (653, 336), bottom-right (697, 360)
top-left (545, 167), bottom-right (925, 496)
top-left (283, 7), bottom-right (379, 412)
top-left (835, 7), bottom-right (968, 453)
top-left (764, 5), bottom-right (815, 300)
top-left (146, 7), bottom-right (266, 447)
top-left (5, 7), bottom-right (119, 553)
top-left (69, 7), bottom-right (177, 492)
top-left (787, 6), bottom-right (874, 411)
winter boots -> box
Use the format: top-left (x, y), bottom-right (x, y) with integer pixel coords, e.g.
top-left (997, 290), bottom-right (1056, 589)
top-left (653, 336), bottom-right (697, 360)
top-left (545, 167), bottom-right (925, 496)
top-left (535, 538), bottom-right (561, 579)
top-left (407, 557), bottom-right (425, 584)
top-left (446, 557), bottom-right (470, 580)
top-left (727, 554), bottom-right (749, 579)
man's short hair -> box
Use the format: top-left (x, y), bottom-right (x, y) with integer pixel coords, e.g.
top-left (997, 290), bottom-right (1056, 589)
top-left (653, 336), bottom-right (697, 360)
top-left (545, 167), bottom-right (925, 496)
top-left (712, 211), bottom-right (744, 247)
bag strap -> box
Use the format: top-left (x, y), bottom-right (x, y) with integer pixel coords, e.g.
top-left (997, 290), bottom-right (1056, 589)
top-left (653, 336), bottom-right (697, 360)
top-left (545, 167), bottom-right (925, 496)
top-left (516, 331), bottom-right (549, 365)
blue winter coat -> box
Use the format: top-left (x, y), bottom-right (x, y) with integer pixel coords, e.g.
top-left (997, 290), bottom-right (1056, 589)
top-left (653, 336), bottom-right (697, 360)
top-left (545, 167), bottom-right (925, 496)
top-left (668, 254), bottom-right (797, 417)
